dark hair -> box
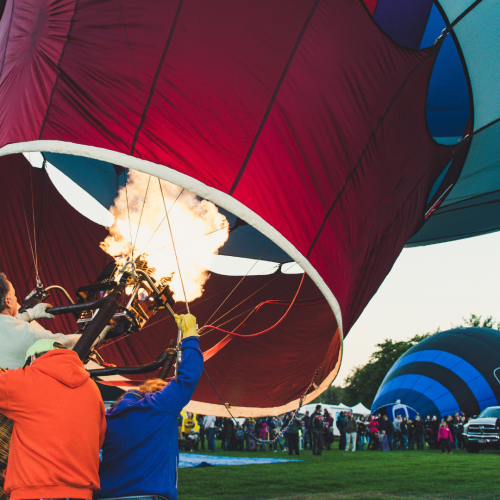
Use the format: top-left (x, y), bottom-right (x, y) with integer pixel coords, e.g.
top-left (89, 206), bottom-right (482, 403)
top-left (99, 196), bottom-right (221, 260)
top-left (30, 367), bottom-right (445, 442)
top-left (0, 273), bottom-right (10, 313)
top-left (316, 404), bottom-right (321, 410)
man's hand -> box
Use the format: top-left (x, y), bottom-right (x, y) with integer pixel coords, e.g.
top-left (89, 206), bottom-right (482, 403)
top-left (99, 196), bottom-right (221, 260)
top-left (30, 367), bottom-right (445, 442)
top-left (16, 303), bottom-right (55, 322)
top-left (91, 325), bottom-right (115, 348)
top-left (174, 313), bottom-right (199, 339)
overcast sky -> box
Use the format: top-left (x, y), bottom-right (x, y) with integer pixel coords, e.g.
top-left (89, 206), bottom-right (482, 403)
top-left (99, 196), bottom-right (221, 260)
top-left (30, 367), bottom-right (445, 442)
top-left (335, 231), bottom-right (500, 385)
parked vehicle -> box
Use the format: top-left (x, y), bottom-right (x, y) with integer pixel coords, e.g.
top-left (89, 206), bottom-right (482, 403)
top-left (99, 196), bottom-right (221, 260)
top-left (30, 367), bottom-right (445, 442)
top-left (463, 407), bottom-right (500, 452)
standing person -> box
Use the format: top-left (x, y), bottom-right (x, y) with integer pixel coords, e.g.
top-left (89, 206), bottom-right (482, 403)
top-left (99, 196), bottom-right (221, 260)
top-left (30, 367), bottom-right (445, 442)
top-left (301, 411), bottom-right (311, 450)
top-left (258, 422), bottom-right (268, 451)
top-left (454, 415), bottom-right (464, 450)
top-left (311, 405), bottom-right (324, 456)
top-left (283, 413), bottom-right (291, 451)
top-left (446, 415), bottom-right (456, 449)
top-left (438, 421), bottom-right (453, 454)
top-left (380, 416), bottom-right (394, 451)
top-left (414, 416), bottom-right (425, 450)
top-left (287, 417), bottom-right (300, 456)
top-left (196, 414), bottom-right (205, 450)
top-left (337, 411), bottom-right (346, 450)
top-left (177, 414), bottom-right (183, 440)
top-left (98, 313), bottom-right (203, 500)
top-left (357, 416), bottom-right (367, 451)
top-left (269, 419), bottom-right (281, 452)
top-left (0, 273), bottom-right (88, 500)
top-left (324, 409), bottom-right (334, 427)
top-left (380, 431), bottom-right (389, 451)
top-left (236, 426), bottom-right (245, 451)
top-left (183, 412), bottom-right (196, 437)
top-left (367, 416), bottom-right (379, 451)
top-left (204, 415), bottom-right (216, 452)
top-left (274, 416), bottom-right (285, 452)
top-left (408, 419), bottom-right (415, 450)
top-left (431, 416), bottom-right (440, 449)
top-left (222, 417), bottom-right (234, 451)
top-left (393, 414), bottom-right (403, 450)
top-left (400, 417), bottom-right (409, 450)
top-left (0, 339), bottom-right (106, 500)
top-left (344, 411), bottom-right (357, 452)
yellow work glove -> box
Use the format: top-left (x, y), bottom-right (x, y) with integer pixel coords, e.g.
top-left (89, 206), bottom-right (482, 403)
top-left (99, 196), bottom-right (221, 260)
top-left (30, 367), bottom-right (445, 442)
top-left (174, 313), bottom-right (199, 339)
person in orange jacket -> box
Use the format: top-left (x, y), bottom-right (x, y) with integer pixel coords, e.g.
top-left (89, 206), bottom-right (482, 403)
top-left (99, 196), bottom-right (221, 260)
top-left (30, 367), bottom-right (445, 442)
top-left (0, 339), bottom-right (106, 500)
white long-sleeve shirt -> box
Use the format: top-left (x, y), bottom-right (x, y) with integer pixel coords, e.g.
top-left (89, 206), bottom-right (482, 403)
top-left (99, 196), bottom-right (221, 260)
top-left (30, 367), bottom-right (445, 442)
top-left (0, 314), bottom-right (80, 369)
top-left (203, 415), bottom-right (215, 429)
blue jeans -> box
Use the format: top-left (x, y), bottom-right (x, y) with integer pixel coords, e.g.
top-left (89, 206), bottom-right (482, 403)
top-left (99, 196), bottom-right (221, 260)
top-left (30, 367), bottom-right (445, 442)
top-left (401, 434), bottom-right (408, 450)
top-left (387, 434), bottom-right (394, 450)
top-left (273, 437), bottom-right (284, 451)
top-left (358, 435), bottom-right (366, 450)
top-left (222, 438), bottom-right (230, 451)
top-left (207, 428), bottom-right (216, 451)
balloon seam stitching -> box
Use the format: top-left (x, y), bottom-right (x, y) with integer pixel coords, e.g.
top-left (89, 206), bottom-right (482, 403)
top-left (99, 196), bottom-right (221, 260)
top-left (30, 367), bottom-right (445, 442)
top-left (0, 0), bottom-right (14, 82)
top-left (306, 50), bottom-right (437, 259)
top-left (129, 0), bottom-right (184, 156)
top-left (228, 0), bottom-right (321, 196)
top-left (38, 0), bottom-right (80, 140)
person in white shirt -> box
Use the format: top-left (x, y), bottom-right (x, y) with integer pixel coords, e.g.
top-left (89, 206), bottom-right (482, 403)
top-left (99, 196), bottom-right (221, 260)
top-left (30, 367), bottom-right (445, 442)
top-left (203, 415), bottom-right (216, 451)
top-left (0, 273), bottom-right (82, 371)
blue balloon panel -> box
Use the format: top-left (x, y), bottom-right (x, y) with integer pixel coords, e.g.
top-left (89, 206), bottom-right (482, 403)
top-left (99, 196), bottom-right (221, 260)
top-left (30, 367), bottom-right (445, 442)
top-left (372, 328), bottom-right (500, 418)
top-left (437, 0), bottom-right (482, 25)
top-left (452, 1), bottom-right (500, 132)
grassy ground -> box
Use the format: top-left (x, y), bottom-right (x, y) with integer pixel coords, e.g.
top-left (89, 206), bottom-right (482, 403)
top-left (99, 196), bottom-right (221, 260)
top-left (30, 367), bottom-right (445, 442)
top-left (178, 441), bottom-right (500, 500)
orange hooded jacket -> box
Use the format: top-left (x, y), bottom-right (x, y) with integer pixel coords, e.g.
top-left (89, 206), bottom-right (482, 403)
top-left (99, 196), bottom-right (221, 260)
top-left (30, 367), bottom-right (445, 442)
top-left (0, 349), bottom-right (106, 500)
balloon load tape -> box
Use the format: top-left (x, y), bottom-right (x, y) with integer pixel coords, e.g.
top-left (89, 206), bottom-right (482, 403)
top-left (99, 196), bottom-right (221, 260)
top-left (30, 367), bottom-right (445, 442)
top-left (75, 257), bottom-right (175, 338)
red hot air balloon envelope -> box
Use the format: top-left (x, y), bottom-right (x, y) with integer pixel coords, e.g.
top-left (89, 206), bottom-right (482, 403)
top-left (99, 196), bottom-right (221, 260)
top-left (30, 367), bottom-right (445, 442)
top-left (1, 0), bottom-right (495, 416)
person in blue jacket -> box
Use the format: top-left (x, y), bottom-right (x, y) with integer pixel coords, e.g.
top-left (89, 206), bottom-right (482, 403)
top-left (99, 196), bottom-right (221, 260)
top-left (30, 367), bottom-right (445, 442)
top-left (97, 313), bottom-right (203, 500)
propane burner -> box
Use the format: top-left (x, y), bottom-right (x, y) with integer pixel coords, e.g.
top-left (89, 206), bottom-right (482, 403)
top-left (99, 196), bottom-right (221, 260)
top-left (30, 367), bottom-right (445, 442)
top-left (76, 257), bottom-right (175, 336)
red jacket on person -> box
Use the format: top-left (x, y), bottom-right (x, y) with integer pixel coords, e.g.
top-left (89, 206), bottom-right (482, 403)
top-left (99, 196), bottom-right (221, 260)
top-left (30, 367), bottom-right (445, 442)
top-left (0, 349), bottom-right (106, 500)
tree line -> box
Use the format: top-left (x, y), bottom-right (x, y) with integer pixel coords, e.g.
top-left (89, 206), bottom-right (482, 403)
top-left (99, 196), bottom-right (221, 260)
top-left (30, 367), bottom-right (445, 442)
top-left (313, 314), bottom-right (500, 409)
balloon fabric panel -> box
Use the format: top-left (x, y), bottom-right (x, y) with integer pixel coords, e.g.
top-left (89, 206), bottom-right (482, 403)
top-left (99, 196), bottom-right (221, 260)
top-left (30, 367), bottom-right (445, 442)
top-left (0, 154), bottom-right (111, 335)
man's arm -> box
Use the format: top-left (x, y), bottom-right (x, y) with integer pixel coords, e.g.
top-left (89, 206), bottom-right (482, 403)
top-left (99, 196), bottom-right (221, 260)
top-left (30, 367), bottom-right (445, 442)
top-left (151, 337), bottom-right (203, 414)
top-left (25, 322), bottom-right (81, 348)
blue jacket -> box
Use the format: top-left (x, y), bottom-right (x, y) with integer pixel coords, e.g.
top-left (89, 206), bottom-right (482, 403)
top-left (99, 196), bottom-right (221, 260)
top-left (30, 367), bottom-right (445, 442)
top-left (97, 337), bottom-right (203, 500)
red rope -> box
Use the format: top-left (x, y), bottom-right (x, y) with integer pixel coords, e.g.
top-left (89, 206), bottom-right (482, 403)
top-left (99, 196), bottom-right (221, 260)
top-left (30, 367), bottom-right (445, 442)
top-left (197, 273), bottom-right (305, 338)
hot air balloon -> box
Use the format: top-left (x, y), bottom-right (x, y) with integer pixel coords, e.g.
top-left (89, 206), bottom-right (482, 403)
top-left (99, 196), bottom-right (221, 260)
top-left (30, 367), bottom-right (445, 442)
top-left (0, 0), bottom-right (497, 416)
top-left (372, 327), bottom-right (500, 419)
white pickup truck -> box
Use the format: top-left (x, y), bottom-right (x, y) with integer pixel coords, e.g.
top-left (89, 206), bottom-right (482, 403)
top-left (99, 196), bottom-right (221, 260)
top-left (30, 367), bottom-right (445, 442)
top-left (463, 406), bottom-right (500, 452)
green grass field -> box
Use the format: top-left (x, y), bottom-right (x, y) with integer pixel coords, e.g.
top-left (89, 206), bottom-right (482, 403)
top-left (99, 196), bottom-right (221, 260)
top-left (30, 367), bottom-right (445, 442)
top-left (178, 441), bottom-right (500, 500)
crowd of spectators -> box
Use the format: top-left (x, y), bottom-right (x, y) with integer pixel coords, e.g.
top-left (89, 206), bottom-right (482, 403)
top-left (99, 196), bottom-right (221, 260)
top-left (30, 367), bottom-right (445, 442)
top-left (178, 406), bottom-right (471, 455)
top-left (363, 411), bottom-right (469, 453)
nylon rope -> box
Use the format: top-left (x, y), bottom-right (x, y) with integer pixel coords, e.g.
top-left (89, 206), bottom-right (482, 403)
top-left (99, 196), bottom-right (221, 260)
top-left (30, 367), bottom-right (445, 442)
top-left (13, 161), bottom-right (39, 285)
top-left (198, 273), bottom-right (305, 338)
top-left (148, 222), bottom-right (231, 257)
top-left (28, 164), bottom-right (40, 284)
top-left (203, 366), bottom-right (320, 445)
top-left (201, 262), bottom-right (283, 336)
top-left (203, 243), bottom-right (273, 328)
top-left (123, 171), bottom-right (134, 261)
top-left (132, 174), bottom-right (151, 256)
top-left (158, 178), bottom-right (190, 312)
top-left (136, 187), bottom-right (184, 259)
